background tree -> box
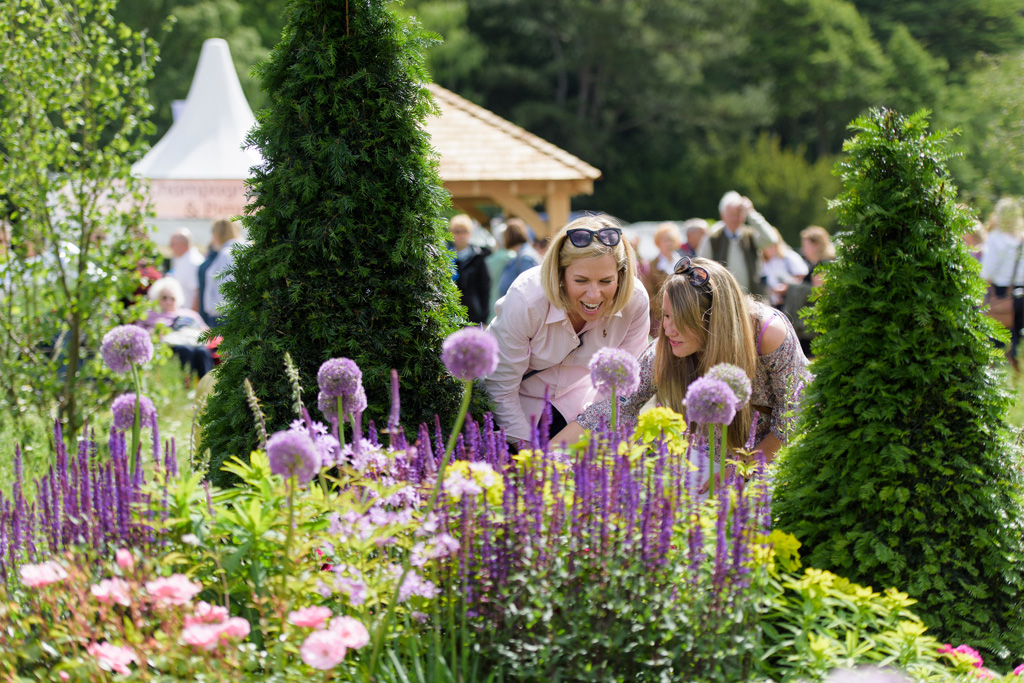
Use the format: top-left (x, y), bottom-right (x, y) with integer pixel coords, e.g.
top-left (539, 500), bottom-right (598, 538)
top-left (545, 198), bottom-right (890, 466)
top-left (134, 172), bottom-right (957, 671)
top-left (198, 0), bottom-right (467, 484)
top-left (0, 0), bottom-right (158, 435)
top-left (772, 108), bottom-right (1024, 663)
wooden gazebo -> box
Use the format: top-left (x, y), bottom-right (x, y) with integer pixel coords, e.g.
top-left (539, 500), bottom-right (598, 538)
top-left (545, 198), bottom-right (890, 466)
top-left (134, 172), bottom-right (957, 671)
top-left (424, 84), bottom-right (602, 238)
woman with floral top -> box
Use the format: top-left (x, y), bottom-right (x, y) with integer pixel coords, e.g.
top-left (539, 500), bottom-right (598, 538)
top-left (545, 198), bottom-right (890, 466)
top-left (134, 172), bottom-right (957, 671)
top-left (554, 257), bottom-right (810, 489)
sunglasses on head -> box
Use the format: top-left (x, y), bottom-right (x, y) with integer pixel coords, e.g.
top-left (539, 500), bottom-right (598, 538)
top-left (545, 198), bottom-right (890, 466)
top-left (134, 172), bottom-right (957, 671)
top-left (673, 256), bottom-right (710, 287)
top-left (566, 226), bottom-right (622, 249)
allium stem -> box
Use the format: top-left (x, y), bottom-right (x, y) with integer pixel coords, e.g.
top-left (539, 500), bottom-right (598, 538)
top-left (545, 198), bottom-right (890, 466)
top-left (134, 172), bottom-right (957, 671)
top-left (336, 397), bottom-right (345, 450)
top-left (367, 378), bottom-right (473, 676)
top-left (610, 388), bottom-right (618, 434)
top-left (707, 424), bottom-right (716, 497)
top-left (129, 363), bottom-right (143, 476)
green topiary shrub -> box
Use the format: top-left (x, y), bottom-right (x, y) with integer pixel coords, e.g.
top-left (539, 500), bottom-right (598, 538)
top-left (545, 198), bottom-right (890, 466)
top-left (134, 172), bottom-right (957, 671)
top-left (772, 108), bottom-right (1024, 664)
top-left (198, 0), bottom-right (466, 485)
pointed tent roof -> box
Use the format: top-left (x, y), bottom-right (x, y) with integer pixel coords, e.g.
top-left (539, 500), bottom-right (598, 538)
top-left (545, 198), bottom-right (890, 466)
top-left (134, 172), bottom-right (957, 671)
top-left (133, 38), bottom-right (262, 180)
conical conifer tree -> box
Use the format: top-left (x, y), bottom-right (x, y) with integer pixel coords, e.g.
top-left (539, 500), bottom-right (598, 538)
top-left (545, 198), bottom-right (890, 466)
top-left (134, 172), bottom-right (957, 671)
top-left (198, 0), bottom-right (466, 484)
top-left (773, 109), bottom-right (1024, 662)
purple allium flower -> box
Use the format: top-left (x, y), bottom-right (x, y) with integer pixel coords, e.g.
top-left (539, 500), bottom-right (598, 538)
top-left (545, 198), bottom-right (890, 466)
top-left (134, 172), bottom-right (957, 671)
top-left (111, 393), bottom-right (156, 431)
top-left (705, 363), bottom-right (752, 410)
top-left (100, 325), bottom-right (154, 373)
top-left (441, 328), bottom-right (499, 381)
top-left (684, 377), bottom-right (737, 425)
top-left (266, 430), bottom-right (320, 482)
top-left (588, 347), bottom-right (640, 398)
top-left (317, 358), bottom-right (362, 399)
top-left (319, 386), bottom-right (366, 421)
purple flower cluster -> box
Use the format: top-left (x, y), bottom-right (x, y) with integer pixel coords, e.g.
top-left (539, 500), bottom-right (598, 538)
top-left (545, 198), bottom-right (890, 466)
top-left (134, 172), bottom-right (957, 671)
top-left (684, 377), bottom-right (737, 425)
top-left (100, 325), bottom-right (154, 374)
top-left (111, 393), bottom-right (157, 431)
top-left (588, 347), bottom-right (640, 398)
top-left (441, 328), bottom-right (499, 381)
top-left (705, 363), bottom-right (752, 410)
top-left (266, 430), bottom-right (321, 482)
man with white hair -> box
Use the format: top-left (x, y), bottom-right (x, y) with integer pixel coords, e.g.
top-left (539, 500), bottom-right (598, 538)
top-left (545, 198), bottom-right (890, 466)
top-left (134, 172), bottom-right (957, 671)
top-left (167, 228), bottom-right (204, 310)
top-left (697, 191), bottom-right (779, 295)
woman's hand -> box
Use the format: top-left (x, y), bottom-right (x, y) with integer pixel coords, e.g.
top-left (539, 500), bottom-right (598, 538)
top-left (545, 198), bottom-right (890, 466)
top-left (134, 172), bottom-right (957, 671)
top-left (551, 421), bottom-right (585, 450)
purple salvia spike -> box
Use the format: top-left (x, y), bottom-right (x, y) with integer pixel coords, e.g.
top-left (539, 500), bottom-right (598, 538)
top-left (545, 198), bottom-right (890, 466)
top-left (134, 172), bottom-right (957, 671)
top-left (746, 410), bottom-right (760, 450)
top-left (203, 480), bottom-right (214, 517)
top-left (731, 478), bottom-right (752, 590)
top-left (351, 410), bottom-right (363, 457)
top-left (67, 460), bottom-right (80, 545)
top-left (415, 423), bottom-right (432, 482)
top-left (463, 416), bottom-right (479, 461)
top-left (167, 437), bottom-right (179, 478)
top-left (25, 502), bottom-right (37, 561)
top-left (712, 493), bottom-right (729, 594)
top-left (301, 406), bottom-right (313, 432)
top-left (152, 412), bottom-right (161, 466)
top-left (367, 419), bottom-right (378, 446)
top-left (330, 413), bottom-right (340, 443)
top-left (454, 434), bottom-right (465, 463)
top-left (537, 389), bottom-right (552, 453)
top-left (481, 413), bottom-right (496, 466)
top-left (433, 415), bottom-right (445, 466)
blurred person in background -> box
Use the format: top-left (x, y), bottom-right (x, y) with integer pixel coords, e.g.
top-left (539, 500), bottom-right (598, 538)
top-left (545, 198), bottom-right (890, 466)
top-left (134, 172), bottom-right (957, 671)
top-left (166, 227), bottom-right (204, 310)
top-left (448, 214), bottom-right (491, 325)
top-left (981, 197), bottom-right (1024, 371)
top-left (642, 221), bottom-right (685, 337)
top-left (497, 217), bottom-right (542, 299)
top-left (141, 277), bottom-right (214, 379)
top-left (681, 217), bottom-right (708, 258)
top-left (964, 219), bottom-right (986, 263)
top-left (200, 217), bottom-right (244, 329)
top-left (698, 191), bottom-right (778, 295)
top-left (761, 227), bottom-right (809, 308)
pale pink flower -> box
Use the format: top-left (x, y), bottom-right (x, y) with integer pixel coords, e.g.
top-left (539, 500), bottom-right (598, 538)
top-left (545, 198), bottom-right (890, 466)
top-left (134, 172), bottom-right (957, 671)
top-left (185, 600), bottom-right (229, 626)
top-left (115, 549), bottom-right (134, 571)
top-left (19, 561), bottom-right (68, 587)
top-left (145, 574), bottom-right (202, 606)
top-left (300, 629), bottom-right (347, 669)
top-left (86, 642), bottom-right (137, 675)
top-left (59, 673), bottom-right (69, 682)
top-left (328, 616), bottom-right (370, 649)
top-left (91, 578), bottom-right (132, 607)
top-left (1013, 663), bottom-right (1024, 676)
top-left (975, 669), bottom-right (996, 680)
top-left (289, 605), bottom-right (334, 629)
top-left (181, 623), bottom-right (224, 652)
top-left (937, 643), bottom-right (983, 668)
top-left (223, 617), bottom-right (251, 639)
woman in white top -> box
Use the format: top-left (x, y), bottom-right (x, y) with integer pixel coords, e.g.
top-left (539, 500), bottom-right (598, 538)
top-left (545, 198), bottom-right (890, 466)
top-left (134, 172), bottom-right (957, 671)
top-left (485, 215), bottom-right (650, 446)
top-left (980, 197), bottom-right (1024, 369)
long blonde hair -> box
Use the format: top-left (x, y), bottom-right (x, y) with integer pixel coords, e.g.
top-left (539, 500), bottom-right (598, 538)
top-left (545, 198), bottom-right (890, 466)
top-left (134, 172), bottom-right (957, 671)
top-left (654, 258), bottom-right (757, 450)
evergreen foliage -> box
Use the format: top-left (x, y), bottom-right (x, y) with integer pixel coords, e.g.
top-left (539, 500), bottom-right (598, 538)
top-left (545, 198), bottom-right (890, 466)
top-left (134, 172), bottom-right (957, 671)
top-left (198, 0), bottom-right (466, 485)
top-left (772, 108), bottom-right (1024, 663)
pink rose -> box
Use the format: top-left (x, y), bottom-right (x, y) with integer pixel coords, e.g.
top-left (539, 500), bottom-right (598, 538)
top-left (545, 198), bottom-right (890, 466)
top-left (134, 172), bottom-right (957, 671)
top-left (19, 561), bottom-right (68, 588)
top-left (1013, 663), bottom-right (1024, 676)
top-left (288, 605), bottom-right (333, 629)
top-left (91, 578), bottom-right (132, 607)
top-left (115, 549), bottom-right (134, 571)
top-left (59, 673), bottom-right (69, 682)
top-left (185, 600), bottom-right (229, 626)
top-left (86, 642), bottom-right (137, 675)
top-left (222, 617), bottom-right (251, 640)
top-left (181, 623), bottom-right (223, 652)
top-left (145, 574), bottom-right (202, 606)
top-left (329, 616), bottom-right (370, 649)
top-left (300, 630), bottom-right (347, 669)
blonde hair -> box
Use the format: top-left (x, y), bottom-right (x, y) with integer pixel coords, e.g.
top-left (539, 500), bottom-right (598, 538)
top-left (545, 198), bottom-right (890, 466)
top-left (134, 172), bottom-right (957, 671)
top-left (987, 197), bottom-right (1024, 237)
top-left (541, 214), bottom-right (637, 317)
top-left (653, 221), bottom-right (682, 247)
top-left (449, 214), bottom-right (473, 232)
top-left (654, 258), bottom-right (757, 451)
top-left (211, 218), bottom-right (242, 245)
top-left (800, 225), bottom-right (835, 262)
top-left (148, 277), bottom-right (186, 308)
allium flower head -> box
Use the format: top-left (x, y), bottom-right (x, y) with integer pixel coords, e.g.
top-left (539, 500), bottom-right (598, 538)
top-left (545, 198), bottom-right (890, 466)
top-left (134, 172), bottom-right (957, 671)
top-left (111, 393), bottom-right (156, 431)
top-left (705, 363), bottom-right (752, 410)
top-left (588, 347), bottom-right (640, 398)
top-left (267, 429), bottom-right (321, 482)
top-left (441, 327), bottom-right (499, 381)
top-left (300, 629), bottom-right (347, 669)
top-left (101, 325), bottom-right (154, 374)
top-left (317, 358), bottom-right (362, 399)
top-left (684, 377), bottom-right (737, 426)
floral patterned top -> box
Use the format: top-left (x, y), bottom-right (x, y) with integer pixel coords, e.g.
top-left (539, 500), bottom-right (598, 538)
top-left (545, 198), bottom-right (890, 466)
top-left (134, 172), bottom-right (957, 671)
top-left (576, 302), bottom-right (811, 445)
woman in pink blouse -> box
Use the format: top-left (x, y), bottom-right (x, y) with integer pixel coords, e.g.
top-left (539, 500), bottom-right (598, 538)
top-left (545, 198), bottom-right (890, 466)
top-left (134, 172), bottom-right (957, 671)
top-left (484, 215), bottom-right (650, 446)
top-left (558, 257), bottom-right (810, 490)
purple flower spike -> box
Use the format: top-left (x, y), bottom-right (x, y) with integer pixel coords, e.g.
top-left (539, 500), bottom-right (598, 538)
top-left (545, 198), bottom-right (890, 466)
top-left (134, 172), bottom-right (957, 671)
top-left (705, 363), bottom-right (752, 410)
top-left (100, 325), bottom-right (153, 373)
top-left (317, 358), bottom-right (362, 399)
top-left (111, 393), bottom-right (156, 431)
top-left (588, 348), bottom-right (640, 398)
top-left (441, 328), bottom-right (498, 381)
top-left (684, 377), bottom-right (737, 426)
top-left (266, 430), bottom-right (320, 482)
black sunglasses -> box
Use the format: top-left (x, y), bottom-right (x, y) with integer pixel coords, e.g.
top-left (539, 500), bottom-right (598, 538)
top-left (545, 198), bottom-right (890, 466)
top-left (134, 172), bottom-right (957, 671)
top-left (673, 256), bottom-right (710, 287)
top-left (566, 227), bottom-right (622, 248)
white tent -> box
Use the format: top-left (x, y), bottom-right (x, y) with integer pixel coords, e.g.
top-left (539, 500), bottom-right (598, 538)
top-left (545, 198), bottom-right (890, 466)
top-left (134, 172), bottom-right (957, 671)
top-left (134, 38), bottom-right (261, 246)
